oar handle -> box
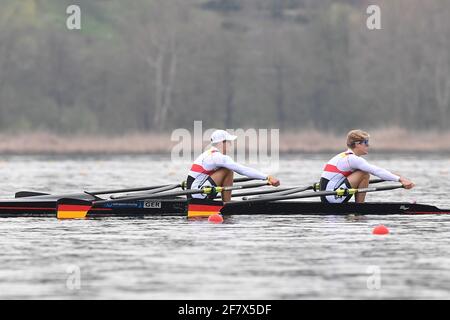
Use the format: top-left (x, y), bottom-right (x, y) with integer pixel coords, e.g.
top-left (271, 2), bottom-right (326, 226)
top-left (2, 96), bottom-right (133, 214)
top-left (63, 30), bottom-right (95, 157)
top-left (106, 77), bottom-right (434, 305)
top-left (369, 178), bottom-right (385, 184)
top-left (233, 177), bottom-right (255, 183)
top-left (354, 184), bottom-right (405, 194)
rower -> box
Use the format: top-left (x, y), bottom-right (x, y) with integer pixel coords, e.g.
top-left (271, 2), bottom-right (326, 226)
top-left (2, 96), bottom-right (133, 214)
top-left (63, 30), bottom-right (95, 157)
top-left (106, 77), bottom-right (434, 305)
top-left (320, 129), bottom-right (414, 203)
top-left (186, 129), bottom-right (280, 202)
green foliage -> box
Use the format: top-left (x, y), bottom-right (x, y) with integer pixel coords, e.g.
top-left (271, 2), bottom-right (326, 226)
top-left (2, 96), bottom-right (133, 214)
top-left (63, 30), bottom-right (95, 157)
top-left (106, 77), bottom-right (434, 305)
top-left (0, 0), bottom-right (449, 134)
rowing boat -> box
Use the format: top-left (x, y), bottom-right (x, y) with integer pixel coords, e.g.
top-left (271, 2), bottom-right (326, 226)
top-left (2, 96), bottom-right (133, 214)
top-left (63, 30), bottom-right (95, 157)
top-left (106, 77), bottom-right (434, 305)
top-left (0, 192), bottom-right (448, 217)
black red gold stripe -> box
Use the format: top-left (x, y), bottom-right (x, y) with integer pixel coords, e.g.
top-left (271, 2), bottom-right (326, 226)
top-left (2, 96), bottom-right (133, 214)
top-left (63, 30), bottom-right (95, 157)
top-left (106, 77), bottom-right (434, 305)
top-left (187, 203), bottom-right (223, 217)
top-left (57, 204), bottom-right (92, 219)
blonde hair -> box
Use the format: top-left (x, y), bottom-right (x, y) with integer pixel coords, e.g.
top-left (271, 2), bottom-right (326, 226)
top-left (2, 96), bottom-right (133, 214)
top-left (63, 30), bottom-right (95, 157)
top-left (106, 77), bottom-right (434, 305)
top-left (346, 129), bottom-right (370, 148)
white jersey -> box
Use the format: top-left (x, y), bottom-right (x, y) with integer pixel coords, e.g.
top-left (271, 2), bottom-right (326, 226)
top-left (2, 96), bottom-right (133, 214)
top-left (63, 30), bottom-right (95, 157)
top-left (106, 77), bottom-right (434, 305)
top-left (188, 147), bottom-right (268, 182)
top-left (320, 150), bottom-right (400, 203)
top-left (321, 149), bottom-right (400, 183)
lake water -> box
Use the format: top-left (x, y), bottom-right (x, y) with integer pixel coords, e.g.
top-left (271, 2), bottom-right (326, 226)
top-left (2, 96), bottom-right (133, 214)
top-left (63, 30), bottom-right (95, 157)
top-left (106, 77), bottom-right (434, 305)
top-left (0, 153), bottom-right (449, 299)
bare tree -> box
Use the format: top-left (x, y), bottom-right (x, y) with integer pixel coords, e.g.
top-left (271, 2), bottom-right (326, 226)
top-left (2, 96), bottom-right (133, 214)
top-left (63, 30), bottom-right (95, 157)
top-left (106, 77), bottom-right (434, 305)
top-left (429, 2), bottom-right (450, 128)
top-left (123, 0), bottom-right (182, 131)
top-left (148, 30), bottom-right (178, 131)
top-left (221, 37), bottom-right (238, 128)
top-left (0, 2), bottom-right (18, 96)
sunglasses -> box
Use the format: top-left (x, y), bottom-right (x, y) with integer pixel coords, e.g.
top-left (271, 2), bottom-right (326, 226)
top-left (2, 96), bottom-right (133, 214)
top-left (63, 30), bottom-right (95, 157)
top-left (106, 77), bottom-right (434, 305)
top-left (356, 139), bottom-right (370, 146)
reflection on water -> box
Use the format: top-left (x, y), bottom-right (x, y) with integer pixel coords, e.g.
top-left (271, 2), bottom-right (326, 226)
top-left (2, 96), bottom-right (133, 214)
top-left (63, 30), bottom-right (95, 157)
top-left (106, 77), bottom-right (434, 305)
top-left (0, 154), bottom-right (449, 299)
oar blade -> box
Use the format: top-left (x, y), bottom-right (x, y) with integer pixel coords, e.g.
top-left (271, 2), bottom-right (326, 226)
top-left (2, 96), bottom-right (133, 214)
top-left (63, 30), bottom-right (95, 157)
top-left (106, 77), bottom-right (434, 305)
top-left (15, 191), bottom-right (51, 198)
top-left (187, 199), bottom-right (224, 218)
top-left (57, 198), bottom-right (92, 219)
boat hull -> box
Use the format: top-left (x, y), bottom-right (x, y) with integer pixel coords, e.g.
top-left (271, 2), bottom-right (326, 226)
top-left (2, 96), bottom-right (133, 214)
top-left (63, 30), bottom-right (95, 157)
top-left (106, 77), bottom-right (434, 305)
top-left (0, 197), bottom-right (448, 217)
top-left (220, 201), bottom-right (450, 215)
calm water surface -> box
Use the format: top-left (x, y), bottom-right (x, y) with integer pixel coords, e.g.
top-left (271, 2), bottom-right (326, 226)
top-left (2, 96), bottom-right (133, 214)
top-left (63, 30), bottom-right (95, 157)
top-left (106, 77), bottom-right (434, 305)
top-left (0, 153), bottom-right (449, 299)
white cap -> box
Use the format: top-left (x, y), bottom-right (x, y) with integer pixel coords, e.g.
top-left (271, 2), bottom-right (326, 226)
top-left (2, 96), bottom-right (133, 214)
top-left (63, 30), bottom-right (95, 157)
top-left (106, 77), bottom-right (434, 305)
top-left (210, 130), bottom-right (237, 144)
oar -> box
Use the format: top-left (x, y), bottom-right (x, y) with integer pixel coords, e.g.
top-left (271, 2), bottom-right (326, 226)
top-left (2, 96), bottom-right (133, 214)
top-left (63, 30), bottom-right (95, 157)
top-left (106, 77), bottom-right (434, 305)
top-left (15, 191), bottom-right (51, 198)
top-left (226, 186), bottom-right (297, 199)
top-left (225, 184), bottom-right (405, 206)
top-left (86, 182), bottom-right (186, 196)
top-left (13, 185), bottom-right (178, 199)
top-left (56, 181), bottom-right (271, 219)
top-left (106, 177), bottom-right (255, 199)
top-left (236, 185), bottom-right (315, 200)
top-left (87, 177), bottom-right (252, 196)
top-left (98, 181), bottom-right (270, 203)
top-left (192, 183), bottom-right (401, 218)
top-left (109, 183), bottom-right (181, 199)
top-left (243, 178), bottom-right (387, 200)
top-left (84, 183), bottom-right (184, 201)
top-left (147, 178), bottom-right (255, 196)
top-left (233, 177), bottom-right (255, 183)
top-left (245, 185), bottom-right (314, 199)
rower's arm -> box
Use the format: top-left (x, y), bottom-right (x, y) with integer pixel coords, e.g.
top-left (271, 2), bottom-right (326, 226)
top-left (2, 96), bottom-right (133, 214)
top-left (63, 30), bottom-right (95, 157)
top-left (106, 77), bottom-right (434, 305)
top-left (349, 156), bottom-right (400, 182)
top-left (213, 154), bottom-right (268, 180)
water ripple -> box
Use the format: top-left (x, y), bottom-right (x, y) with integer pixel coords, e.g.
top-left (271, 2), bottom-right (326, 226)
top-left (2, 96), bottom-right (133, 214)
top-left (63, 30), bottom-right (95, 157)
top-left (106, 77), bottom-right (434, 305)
top-left (0, 154), bottom-right (449, 299)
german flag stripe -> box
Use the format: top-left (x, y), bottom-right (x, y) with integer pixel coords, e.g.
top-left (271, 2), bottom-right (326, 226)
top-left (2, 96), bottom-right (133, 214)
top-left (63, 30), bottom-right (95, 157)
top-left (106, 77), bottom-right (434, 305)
top-left (57, 210), bottom-right (89, 219)
top-left (57, 204), bottom-right (92, 211)
top-left (188, 204), bottom-right (223, 212)
top-left (57, 204), bottom-right (91, 219)
top-left (188, 210), bottom-right (221, 217)
top-left (187, 203), bottom-right (222, 218)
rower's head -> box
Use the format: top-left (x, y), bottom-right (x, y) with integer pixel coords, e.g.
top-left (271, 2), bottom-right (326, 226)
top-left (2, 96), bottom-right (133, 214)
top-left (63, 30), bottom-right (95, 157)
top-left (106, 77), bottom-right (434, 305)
top-left (347, 129), bottom-right (370, 155)
top-left (210, 130), bottom-right (237, 154)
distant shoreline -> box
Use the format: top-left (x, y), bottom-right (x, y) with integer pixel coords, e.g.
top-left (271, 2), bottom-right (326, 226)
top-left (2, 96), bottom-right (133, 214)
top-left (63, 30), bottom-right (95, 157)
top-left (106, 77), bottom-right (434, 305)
top-left (1, 129), bottom-right (450, 155)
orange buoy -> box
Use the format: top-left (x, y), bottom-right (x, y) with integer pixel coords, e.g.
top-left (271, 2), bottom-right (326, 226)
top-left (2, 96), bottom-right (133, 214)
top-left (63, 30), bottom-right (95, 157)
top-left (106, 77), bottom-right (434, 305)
top-left (208, 214), bottom-right (224, 224)
top-left (372, 225), bottom-right (389, 235)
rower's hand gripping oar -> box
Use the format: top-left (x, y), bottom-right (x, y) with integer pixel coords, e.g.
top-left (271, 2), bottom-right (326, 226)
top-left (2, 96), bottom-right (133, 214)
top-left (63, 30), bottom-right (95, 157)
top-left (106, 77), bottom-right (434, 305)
top-left (56, 180), bottom-right (271, 219)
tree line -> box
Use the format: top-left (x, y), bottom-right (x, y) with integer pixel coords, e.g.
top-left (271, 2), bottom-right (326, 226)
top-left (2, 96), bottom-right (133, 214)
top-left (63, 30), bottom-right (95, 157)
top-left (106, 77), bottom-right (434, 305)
top-left (0, 0), bottom-right (449, 134)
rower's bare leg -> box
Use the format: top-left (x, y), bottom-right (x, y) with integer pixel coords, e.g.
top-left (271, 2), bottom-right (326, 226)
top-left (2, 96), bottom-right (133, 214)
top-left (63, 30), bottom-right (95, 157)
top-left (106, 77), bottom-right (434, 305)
top-left (347, 171), bottom-right (370, 203)
top-left (210, 168), bottom-right (234, 202)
